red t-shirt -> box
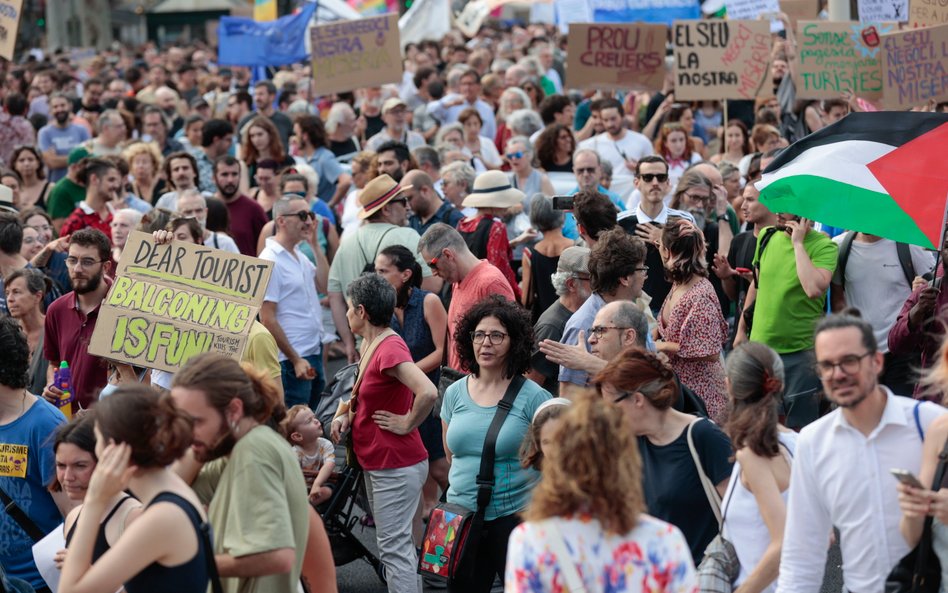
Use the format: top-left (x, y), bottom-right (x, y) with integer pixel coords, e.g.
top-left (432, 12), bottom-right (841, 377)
top-left (352, 335), bottom-right (428, 471)
top-left (447, 260), bottom-right (516, 371)
top-left (224, 194), bottom-right (269, 256)
top-left (60, 205), bottom-right (113, 243)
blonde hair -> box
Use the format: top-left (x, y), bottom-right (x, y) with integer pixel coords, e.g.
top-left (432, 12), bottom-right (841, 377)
top-left (522, 393), bottom-right (645, 534)
top-left (922, 338), bottom-right (948, 401)
top-left (122, 141), bottom-right (163, 172)
top-left (280, 404), bottom-right (310, 441)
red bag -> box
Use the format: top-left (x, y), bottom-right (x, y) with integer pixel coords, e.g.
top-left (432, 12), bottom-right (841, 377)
top-left (418, 503), bottom-right (477, 581)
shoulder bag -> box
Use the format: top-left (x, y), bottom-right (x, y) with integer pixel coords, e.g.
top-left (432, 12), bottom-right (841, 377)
top-left (418, 375), bottom-right (526, 584)
top-left (436, 324), bottom-right (466, 419)
top-left (545, 518), bottom-right (589, 592)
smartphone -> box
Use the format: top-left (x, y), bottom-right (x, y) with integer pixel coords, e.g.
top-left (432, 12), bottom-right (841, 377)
top-left (891, 468), bottom-right (924, 489)
top-left (735, 267), bottom-right (752, 274)
top-left (552, 195), bottom-right (574, 211)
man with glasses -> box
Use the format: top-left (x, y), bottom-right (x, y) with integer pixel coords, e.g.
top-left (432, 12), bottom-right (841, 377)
top-left (260, 197), bottom-right (328, 407)
top-left (366, 98), bottom-right (426, 152)
top-left (42, 229), bottom-right (113, 411)
top-left (778, 313), bottom-right (945, 593)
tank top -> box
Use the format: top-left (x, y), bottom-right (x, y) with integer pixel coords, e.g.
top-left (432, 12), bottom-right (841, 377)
top-left (933, 450), bottom-right (948, 592)
top-left (721, 431), bottom-right (797, 593)
top-left (528, 250), bottom-right (559, 324)
top-left (123, 492), bottom-right (213, 593)
top-left (65, 495), bottom-right (135, 563)
top-left (391, 288), bottom-right (440, 386)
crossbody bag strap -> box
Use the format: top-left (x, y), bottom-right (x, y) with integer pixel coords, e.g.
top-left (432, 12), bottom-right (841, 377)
top-left (915, 436), bottom-right (948, 581)
top-left (350, 329), bottom-right (397, 407)
top-left (687, 419), bottom-right (723, 526)
top-left (545, 519), bottom-right (588, 593)
top-left (0, 484), bottom-right (45, 543)
top-left (475, 375), bottom-right (527, 513)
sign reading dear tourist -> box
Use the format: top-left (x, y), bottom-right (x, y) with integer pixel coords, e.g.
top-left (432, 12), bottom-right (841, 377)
top-left (89, 232), bottom-right (273, 373)
top-left (310, 13), bottom-right (402, 96)
top-left (909, 0), bottom-right (948, 28)
top-left (566, 23), bottom-right (667, 91)
top-left (794, 21), bottom-right (892, 100)
top-left (673, 20), bottom-right (774, 100)
top-left (880, 23), bottom-right (948, 109)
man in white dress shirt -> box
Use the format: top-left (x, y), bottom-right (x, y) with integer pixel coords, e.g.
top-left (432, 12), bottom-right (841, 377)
top-left (777, 313), bottom-right (945, 593)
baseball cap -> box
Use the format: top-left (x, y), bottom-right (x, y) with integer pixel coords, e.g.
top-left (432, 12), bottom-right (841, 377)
top-left (381, 97), bottom-right (408, 115)
top-left (67, 146), bottom-right (91, 165)
top-left (557, 246), bottom-right (590, 276)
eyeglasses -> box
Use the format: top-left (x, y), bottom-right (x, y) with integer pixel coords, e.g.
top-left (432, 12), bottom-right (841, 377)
top-left (282, 210), bottom-right (315, 222)
top-left (471, 330), bottom-right (508, 345)
top-left (634, 266), bottom-right (649, 274)
top-left (684, 192), bottom-right (712, 203)
top-left (427, 254), bottom-right (440, 269)
top-left (575, 167), bottom-right (598, 175)
top-left (589, 326), bottom-right (631, 339)
top-left (66, 256), bottom-right (104, 269)
top-left (389, 197), bottom-right (408, 207)
top-left (638, 173), bottom-right (668, 183)
top-left (815, 352), bottom-right (873, 378)
top-left (506, 151), bottom-right (524, 160)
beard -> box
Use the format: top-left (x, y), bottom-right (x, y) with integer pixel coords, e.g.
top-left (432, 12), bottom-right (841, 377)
top-left (54, 111), bottom-right (70, 125)
top-left (218, 183), bottom-right (239, 199)
top-left (388, 168), bottom-right (404, 183)
top-left (193, 419), bottom-right (237, 462)
top-left (72, 270), bottom-right (103, 294)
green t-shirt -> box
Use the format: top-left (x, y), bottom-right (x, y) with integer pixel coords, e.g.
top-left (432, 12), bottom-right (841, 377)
top-left (46, 178), bottom-right (87, 220)
top-left (193, 426), bottom-right (309, 593)
top-left (750, 227), bottom-right (838, 353)
top-left (327, 222), bottom-right (431, 294)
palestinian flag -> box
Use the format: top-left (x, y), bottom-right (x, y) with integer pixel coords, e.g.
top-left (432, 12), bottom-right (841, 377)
top-left (757, 112), bottom-right (948, 249)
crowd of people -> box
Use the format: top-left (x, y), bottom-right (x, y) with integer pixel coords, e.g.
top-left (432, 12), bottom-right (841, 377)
top-left (1, 14), bottom-right (948, 593)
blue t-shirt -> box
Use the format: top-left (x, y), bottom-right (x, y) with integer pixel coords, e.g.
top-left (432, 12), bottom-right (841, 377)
top-left (442, 377), bottom-right (551, 521)
top-left (310, 198), bottom-right (337, 225)
top-left (562, 185), bottom-right (626, 240)
top-left (37, 123), bottom-right (90, 182)
top-left (305, 148), bottom-right (344, 204)
top-left (0, 398), bottom-right (66, 589)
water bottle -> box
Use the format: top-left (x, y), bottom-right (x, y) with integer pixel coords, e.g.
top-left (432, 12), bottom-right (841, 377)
top-left (54, 361), bottom-right (73, 419)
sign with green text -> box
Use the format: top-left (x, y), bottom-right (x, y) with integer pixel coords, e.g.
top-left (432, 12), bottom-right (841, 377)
top-left (794, 21), bottom-right (892, 100)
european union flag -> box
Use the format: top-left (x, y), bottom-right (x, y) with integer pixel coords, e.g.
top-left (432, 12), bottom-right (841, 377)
top-left (218, 1), bottom-right (317, 67)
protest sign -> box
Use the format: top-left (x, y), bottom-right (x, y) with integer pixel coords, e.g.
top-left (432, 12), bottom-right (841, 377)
top-left (0, 0), bottom-right (23, 61)
top-left (592, 0), bottom-right (699, 25)
top-left (566, 22), bottom-right (667, 90)
top-left (880, 22), bottom-right (948, 109)
top-left (859, 0), bottom-right (908, 22)
top-left (794, 21), bottom-right (892, 100)
top-left (909, 0), bottom-right (948, 28)
top-left (89, 232), bottom-right (273, 373)
top-left (556, 0), bottom-right (593, 33)
top-left (311, 13), bottom-right (402, 96)
top-left (780, 0), bottom-right (819, 26)
top-left (725, 0), bottom-right (780, 20)
top-left (673, 20), bottom-right (774, 100)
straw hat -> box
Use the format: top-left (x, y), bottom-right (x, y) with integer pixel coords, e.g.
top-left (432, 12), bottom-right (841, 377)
top-left (462, 170), bottom-right (525, 209)
top-left (358, 174), bottom-right (413, 220)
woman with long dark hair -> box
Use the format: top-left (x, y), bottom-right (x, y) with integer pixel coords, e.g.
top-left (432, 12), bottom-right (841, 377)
top-left (533, 124), bottom-right (575, 173)
top-left (11, 146), bottom-right (50, 210)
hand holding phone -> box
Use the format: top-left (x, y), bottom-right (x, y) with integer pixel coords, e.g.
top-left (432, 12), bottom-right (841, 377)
top-left (891, 468), bottom-right (925, 489)
top-left (735, 267), bottom-right (752, 275)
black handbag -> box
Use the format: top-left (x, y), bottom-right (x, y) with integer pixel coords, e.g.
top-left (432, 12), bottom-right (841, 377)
top-left (885, 437), bottom-right (948, 593)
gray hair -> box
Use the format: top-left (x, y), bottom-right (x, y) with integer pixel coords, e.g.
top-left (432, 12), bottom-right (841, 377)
top-left (528, 193), bottom-right (563, 233)
top-left (114, 208), bottom-right (144, 228)
top-left (498, 87), bottom-right (532, 119)
top-left (272, 195), bottom-right (307, 218)
top-left (97, 109), bottom-right (124, 133)
top-left (446, 66), bottom-right (471, 89)
top-left (177, 188), bottom-right (206, 208)
top-left (435, 122), bottom-right (464, 146)
top-left (325, 102), bottom-right (354, 134)
top-left (491, 58), bottom-right (514, 74)
top-left (600, 158), bottom-right (613, 179)
top-left (612, 302), bottom-right (649, 348)
top-left (413, 146), bottom-right (440, 171)
top-left (551, 271), bottom-right (572, 296)
top-left (345, 273), bottom-right (396, 328)
top-left (505, 135), bottom-right (533, 157)
top-left (441, 161), bottom-right (476, 193)
top-left (418, 222), bottom-right (469, 258)
top-left (507, 109), bottom-right (543, 137)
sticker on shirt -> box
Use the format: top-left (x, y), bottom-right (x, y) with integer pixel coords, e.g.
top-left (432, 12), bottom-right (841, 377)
top-left (0, 444), bottom-right (28, 478)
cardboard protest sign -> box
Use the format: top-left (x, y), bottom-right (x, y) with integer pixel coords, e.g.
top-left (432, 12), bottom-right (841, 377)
top-left (0, 0), bottom-right (23, 61)
top-left (880, 23), bottom-right (948, 109)
top-left (794, 21), bottom-right (893, 100)
top-left (909, 0), bottom-right (948, 28)
top-left (673, 20), bottom-right (774, 100)
top-left (310, 13), bottom-right (402, 96)
top-left (566, 22), bottom-right (667, 91)
top-left (858, 0), bottom-right (908, 22)
top-left (780, 0), bottom-right (819, 26)
top-left (89, 232), bottom-right (273, 373)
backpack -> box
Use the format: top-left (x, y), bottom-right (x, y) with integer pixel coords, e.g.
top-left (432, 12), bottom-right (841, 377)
top-left (836, 231), bottom-right (916, 289)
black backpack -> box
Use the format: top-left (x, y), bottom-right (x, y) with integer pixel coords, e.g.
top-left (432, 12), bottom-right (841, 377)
top-left (836, 231), bottom-right (916, 290)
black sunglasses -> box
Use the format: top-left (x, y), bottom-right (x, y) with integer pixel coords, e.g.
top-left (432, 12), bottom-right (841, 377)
top-left (638, 173), bottom-right (668, 183)
top-left (282, 210), bottom-right (315, 222)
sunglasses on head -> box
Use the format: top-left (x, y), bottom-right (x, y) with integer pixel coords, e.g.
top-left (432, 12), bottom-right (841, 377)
top-left (638, 173), bottom-right (668, 183)
top-left (283, 210), bottom-right (315, 222)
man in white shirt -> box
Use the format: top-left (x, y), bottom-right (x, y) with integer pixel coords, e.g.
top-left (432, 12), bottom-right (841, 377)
top-left (259, 196), bottom-right (328, 407)
top-left (365, 98), bottom-right (427, 152)
top-left (777, 313), bottom-right (945, 593)
top-left (578, 98), bottom-right (652, 201)
top-left (426, 70), bottom-right (497, 140)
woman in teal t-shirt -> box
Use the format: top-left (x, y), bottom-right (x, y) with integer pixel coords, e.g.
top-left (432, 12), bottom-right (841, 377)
top-left (441, 295), bottom-right (551, 593)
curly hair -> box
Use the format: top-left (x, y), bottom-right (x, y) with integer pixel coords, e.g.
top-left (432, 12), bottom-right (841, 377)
top-left (724, 342), bottom-right (784, 458)
top-left (242, 116), bottom-right (286, 166)
top-left (660, 218), bottom-right (708, 284)
top-left (453, 295), bottom-right (534, 378)
top-left (122, 141), bottom-right (163, 175)
top-left (588, 228), bottom-right (646, 296)
top-left (522, 393), bottom-right (646, 535)
top-left (0, 316), bottom-right (29, 389)
top-left (593, 347), bottom-right (679, 411)
top-left (534, 123), bottom-right (574, 171)
top-left (655, 123), bottom-right (694, 163)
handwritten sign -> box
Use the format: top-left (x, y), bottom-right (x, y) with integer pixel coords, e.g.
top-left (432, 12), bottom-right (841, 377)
top-left (794, 21), bottom-right (892, 100)
top-left (859, 0), bottom-right (908, 22)
top-left (566, 22), bottom-right (667, 90)
top-left (310, 13), bottom-right (402, 96)
top-left (0, 443), bottom-right (27, 478)
top-left (880, 23), bottom-right (948, 109)
top-left (89, 232), bottom-right (273, 373)
top-left (673, 20), bottom-right (774, 100)
top-left (725, 0), bottom-right (781, 22)
top-left (909, 0), bottom-right (948, 28)
top-left (0, 0), bottom-right (23, 61)
top-left (780, 0), bottom-right (820, 27)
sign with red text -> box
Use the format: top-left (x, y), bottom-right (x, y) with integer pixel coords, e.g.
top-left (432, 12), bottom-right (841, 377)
top-left (310, 13), bottom-right (402, 95)
top-left (673, 20), bottom-right (773, 100)
top-left (0, 0), bottom-right (23, 61)
top-left (880, 23), bottom-right (948, 109)
top-left (794, 21), bottom-right (892, 100)
top-left (566, 22), bottom-right (667, 91)
top-left (909, 0), bottom-right (948, 28)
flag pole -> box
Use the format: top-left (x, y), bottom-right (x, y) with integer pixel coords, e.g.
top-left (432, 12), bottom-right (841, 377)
top-left (932, 196), bottom-right (948, 287)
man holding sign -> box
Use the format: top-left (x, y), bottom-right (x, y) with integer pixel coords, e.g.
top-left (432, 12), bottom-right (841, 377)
top-left (578, 98), bottom-right (653, 201)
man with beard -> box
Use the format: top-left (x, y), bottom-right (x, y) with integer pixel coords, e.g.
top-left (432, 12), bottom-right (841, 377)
top-left (577, 98), bottom-right (653, 200)
top-left (155, 151), bottom-right (205, 212)
top-left (777, 313), bottom-right (945, 593)
top-left (42, 228), bottom-right (113, 410)
top-left (38, 93), bottom-right (91, 182)
top-left (170, 353), bottom-right (309, 593)
top-left (195, 119), bottom-right (234, 193)
top-left (60, 158), bottom-right (123, 240)
top-left (213, 156), bottom-right (268, 256)
top-left (176, 189), bottom-right (240, 253)
top-left (375, 141), bottom-right (412, 183)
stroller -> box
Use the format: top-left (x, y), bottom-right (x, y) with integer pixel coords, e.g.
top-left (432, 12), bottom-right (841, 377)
top-left (314, 362), bottom-right (386, 584)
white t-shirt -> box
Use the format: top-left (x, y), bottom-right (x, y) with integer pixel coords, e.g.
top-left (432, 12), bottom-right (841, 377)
top-left (578, 130), bottom-right (653, 200)
top-left (831, 234), bottom-right (935, 353)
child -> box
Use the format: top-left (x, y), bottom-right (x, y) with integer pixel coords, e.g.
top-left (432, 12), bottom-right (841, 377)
top-left (519, 398), bottom-right (571, 471)
top-left (283, 405), bottom-right (336, 505)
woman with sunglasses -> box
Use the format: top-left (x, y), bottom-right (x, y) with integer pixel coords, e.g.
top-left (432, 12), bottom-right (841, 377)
top-left (505, 137), bottom-right (554, 200)
top-left (593, 347), bottom-right (732, 564)
top-left (533, 123), bottom-right (575, 173)
top-left (440, 295), bottom-right (551, 593)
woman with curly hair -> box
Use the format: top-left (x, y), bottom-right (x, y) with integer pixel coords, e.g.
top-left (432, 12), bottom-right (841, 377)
top-left (241, 116), bottom-right (295, 188)
top-left (720, 342), bottom-right (796, 593)
top-left (441, 295), bottom-right (552, 593)
top-left (122, 141), bottom-right (166, 205)
top-left (506, 393), bottom-right (698, 592)
top-left (593, 347), bottom-right (732, 563)
top-left (656, 219), bottom-right (728, 421)
top-left (533, 123), bottom-right (575, 173)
